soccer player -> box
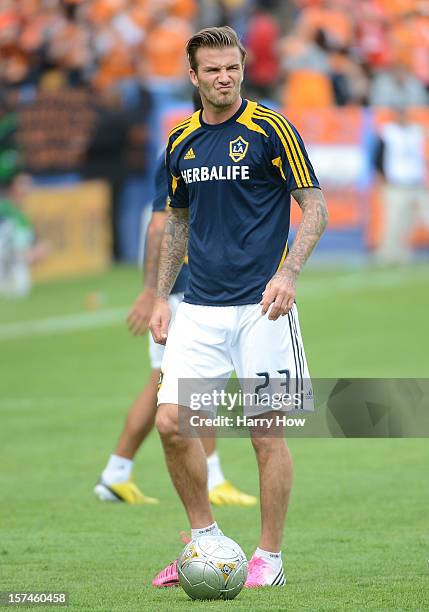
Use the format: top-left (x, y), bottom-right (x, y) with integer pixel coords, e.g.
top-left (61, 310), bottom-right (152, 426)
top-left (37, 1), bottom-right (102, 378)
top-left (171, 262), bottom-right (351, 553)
top-left (150, 26), bottom-right (328, 588)
top-left (94, 152), bottom-right (257, 507)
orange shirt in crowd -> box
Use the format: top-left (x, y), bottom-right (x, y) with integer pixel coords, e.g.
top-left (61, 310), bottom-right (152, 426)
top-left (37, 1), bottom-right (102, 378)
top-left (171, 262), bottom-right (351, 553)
top-left (390, 12), bottom-right (429, 84)
top-left (296, 4), bottom-right (354, 47)
top-left (142, 17), bottom-right (191, 80)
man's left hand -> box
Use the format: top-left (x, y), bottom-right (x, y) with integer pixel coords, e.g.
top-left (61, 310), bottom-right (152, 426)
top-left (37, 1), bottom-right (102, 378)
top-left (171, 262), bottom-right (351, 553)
top-left (260, 269), bottom-right (297, 320)
top-left (126, 288), bottom-right (156, 335)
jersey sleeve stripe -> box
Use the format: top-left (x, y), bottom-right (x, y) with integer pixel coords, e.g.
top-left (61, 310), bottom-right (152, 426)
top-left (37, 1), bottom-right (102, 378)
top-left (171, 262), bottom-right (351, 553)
top-left (254, 110), bottom-right (304, 188)
top-left (169, 111), bottom-right (201, 154)
top-left (236, 100), bottom-right (269, 136)
top-left (272, 156), bottom-right (286, 181)
top-left (255, 108), bottom-right (309, 187)
top-left (257, 107), bottom-right (313, 187)
top-left (171, 175), bottom-right (179, 195)
top-left (168, 118), bottom-right (192, 139)
top-left (276, 239), bottom-right (288, 271)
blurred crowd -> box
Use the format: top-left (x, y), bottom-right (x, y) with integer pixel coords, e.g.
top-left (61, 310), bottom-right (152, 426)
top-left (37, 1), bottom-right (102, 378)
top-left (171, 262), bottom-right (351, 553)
top-left (1, 0), bottom-right (429, 281)
top-left (0, 0), bottom-right (429, 106)
top-left (280, 0), bottom-right (429, 106)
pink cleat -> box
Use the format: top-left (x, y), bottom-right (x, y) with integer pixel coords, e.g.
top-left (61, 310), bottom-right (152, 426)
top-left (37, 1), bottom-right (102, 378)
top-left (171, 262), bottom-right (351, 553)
top-left (152, 532), bottom-right (191, 587)
top-left (245, 555), bottom-right (286, 588)
top-left (152, 559), bottom-right (179, 587)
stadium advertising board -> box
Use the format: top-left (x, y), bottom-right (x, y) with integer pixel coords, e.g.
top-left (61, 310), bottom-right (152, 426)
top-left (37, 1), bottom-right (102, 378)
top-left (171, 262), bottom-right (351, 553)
top-left (21, 180), bottom-right (111, 281)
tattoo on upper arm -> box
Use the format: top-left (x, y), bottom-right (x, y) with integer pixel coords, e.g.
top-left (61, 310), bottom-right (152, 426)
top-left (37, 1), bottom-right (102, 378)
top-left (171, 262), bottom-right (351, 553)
top-left (157, 208), bottom-right (189, 299)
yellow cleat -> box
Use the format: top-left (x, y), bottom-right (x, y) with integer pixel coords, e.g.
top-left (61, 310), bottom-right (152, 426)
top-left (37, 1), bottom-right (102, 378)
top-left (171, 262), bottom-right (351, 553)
top-left (209, 481), bottom-right (258, 507)
top-left (94, 479), bottom-right (159, 505)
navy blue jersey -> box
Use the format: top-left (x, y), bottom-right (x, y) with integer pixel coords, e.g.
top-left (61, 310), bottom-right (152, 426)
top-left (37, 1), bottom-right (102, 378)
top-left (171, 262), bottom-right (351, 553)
top-left (152, 154), bottom-right (188, 295)
top-left (166, 99), bottom-right (320, 306)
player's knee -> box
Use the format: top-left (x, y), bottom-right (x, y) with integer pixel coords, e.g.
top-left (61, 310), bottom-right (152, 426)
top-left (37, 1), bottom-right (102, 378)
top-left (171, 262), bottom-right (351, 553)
top-left (251, 435), bottom-right (271, 455)
top-left (251, 435), bottom-right (285, 457)
top-left (155, 405), bottom-right (178, 438)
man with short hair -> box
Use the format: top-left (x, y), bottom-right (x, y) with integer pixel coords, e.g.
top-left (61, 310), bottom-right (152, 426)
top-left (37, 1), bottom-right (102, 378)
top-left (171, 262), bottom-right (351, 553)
top-left (150, 26), bottom-right (328, 588)
top-left (95, 151), bottom-right (257, 507)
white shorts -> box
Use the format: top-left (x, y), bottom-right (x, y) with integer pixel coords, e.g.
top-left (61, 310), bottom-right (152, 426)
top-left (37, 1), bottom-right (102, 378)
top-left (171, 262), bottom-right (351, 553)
top-left (148, 293), bottom-right (183, 369)
top-left (158, 302), bottom-right (313, 415)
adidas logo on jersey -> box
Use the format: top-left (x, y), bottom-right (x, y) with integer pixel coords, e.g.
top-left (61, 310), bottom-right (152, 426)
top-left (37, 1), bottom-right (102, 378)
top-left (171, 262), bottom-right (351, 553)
top-left (184, 148), bottom-right (196, 160)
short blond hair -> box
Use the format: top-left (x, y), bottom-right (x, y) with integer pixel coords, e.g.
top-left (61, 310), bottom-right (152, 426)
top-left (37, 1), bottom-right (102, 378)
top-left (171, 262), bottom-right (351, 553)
top-left (186, 26), bottom-right (247, 72)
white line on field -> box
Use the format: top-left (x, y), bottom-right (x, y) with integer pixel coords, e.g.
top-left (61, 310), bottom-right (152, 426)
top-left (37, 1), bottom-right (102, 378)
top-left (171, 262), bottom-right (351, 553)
top-left (0, 267), bottom-right (426, 341)
top-left (0, 307), bottom-right (127, 340)
top-left (0, 396), bottom-right (131, 407)
top-left (299, 267), bottom-right (427, 297)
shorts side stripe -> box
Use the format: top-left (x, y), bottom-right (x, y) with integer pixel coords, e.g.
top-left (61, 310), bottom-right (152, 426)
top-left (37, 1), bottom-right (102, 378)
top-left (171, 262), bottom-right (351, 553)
top-left (287, 312), bottom-right (300, 397)
top-left (290, 308), bottom-right (305, 406)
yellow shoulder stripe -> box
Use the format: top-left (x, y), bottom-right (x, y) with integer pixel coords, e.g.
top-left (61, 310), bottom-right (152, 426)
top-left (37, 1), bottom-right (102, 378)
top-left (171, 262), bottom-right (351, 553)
top-left (265, 108), bottom-right (312, 186)
top-left (255, 107), bottom-right (309, 187)
top-left (170, 111), bottom-right (201, 154)
top-left (168, 117), bottom-right (192, 139)
top-left (256, 107), bottom-right (312, 187)
top-left (254, 109), bottom-right (303, 188)
top-left (236, 100), bottom-right (269, 136)
top-left (272, 156), bottom-right (286, 181)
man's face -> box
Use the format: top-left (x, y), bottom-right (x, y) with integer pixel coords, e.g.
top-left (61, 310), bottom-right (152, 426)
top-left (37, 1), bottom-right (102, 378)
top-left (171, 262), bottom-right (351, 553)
top-left (189, 46), bottom-right (243, 109)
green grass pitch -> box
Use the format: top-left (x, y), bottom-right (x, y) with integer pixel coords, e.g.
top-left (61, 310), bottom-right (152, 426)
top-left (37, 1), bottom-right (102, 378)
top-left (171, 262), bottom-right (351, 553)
top-left (1, 264), bottom-right (428, 610)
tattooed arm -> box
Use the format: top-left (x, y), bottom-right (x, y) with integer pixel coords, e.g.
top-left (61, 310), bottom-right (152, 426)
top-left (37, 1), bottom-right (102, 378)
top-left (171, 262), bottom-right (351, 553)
top-left (261, 188), bottom-right (328, 321)
top-left (144, 211), bottom-right (168, 290)
top-left (126, 211), bottom-right (166, 336)
top-left (149, 207), bottom-right (189, 343)
top-left (157, 207), bottom-right (189, 300)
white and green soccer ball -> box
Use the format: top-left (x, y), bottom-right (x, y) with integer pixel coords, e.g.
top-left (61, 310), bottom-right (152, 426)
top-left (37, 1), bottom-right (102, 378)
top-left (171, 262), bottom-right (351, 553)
top-left (178, 535), bottom-right (248, 600)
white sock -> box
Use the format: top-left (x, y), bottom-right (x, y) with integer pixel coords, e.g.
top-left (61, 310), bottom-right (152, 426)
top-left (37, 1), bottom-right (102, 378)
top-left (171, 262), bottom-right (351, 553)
top-left (207, 451), bottom-right (226, 491)
top-left (191, 522), bottom-right (221, 539)
top-left (102, 454), bottom-right (133, 484)
top-left (255, 547), bottom-right (282, 572)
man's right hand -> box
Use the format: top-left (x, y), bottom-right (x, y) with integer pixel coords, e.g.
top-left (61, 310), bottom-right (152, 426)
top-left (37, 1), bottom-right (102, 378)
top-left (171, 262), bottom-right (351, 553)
top-left (126, 288), bottom-right (156, 336)
top-left (149, 297), bottom-right (171, 345)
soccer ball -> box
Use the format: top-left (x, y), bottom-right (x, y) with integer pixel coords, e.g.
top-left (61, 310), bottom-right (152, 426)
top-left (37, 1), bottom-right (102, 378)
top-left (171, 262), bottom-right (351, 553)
top-left (178, 535), bottom-right (248, 600)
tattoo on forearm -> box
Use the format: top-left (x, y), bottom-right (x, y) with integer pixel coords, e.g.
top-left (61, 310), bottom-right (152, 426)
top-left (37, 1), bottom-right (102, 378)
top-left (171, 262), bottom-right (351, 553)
top-left (157, 208), bottom-right (189, 299)
top-left (144, 221), bottom-right (165, 289)
top-left (279, 188), bottom-right (328, 277)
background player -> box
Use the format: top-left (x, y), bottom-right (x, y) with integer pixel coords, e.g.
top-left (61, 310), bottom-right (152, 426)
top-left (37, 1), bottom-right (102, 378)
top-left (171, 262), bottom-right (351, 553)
top-left (94, 150), bottom-right (257, 507)
top-left (150, 26), bottom-right (328, 588)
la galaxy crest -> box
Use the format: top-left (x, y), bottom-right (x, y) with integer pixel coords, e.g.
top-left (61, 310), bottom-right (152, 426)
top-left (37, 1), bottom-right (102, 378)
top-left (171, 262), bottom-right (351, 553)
top-left (229, 136), bottom-right (249, 162)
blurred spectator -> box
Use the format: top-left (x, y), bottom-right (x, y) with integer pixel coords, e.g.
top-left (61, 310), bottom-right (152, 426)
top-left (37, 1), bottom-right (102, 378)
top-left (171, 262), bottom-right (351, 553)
top-left (281, 28), bottom-right (369, 106)
top-left (294, 0), bottom-right (354, 49)
top-left (83, 84), bottom-right (152, 259)
top-left (355, 0), bottom-right (391, 69)
top-left (0, 94), bottom-right (19, 185)
top-left (374, 107), bottom-right (429, 264)
top-left (329, 47), bottom-right (369, 105)
top-left (370, 60), bottom-right (428, 107)
top-left (281, 28), bottom-right (330, 75)
top-left (0, 174), bottom-right (50, 297)
top-left (389, 6), bottom-right (429, 88)
top-left (244, 1), bottom-right (281, 99)
top-left (140, 15), bottom-right (192, 88)
top-left (1, 0), bottom-right (428, 112)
